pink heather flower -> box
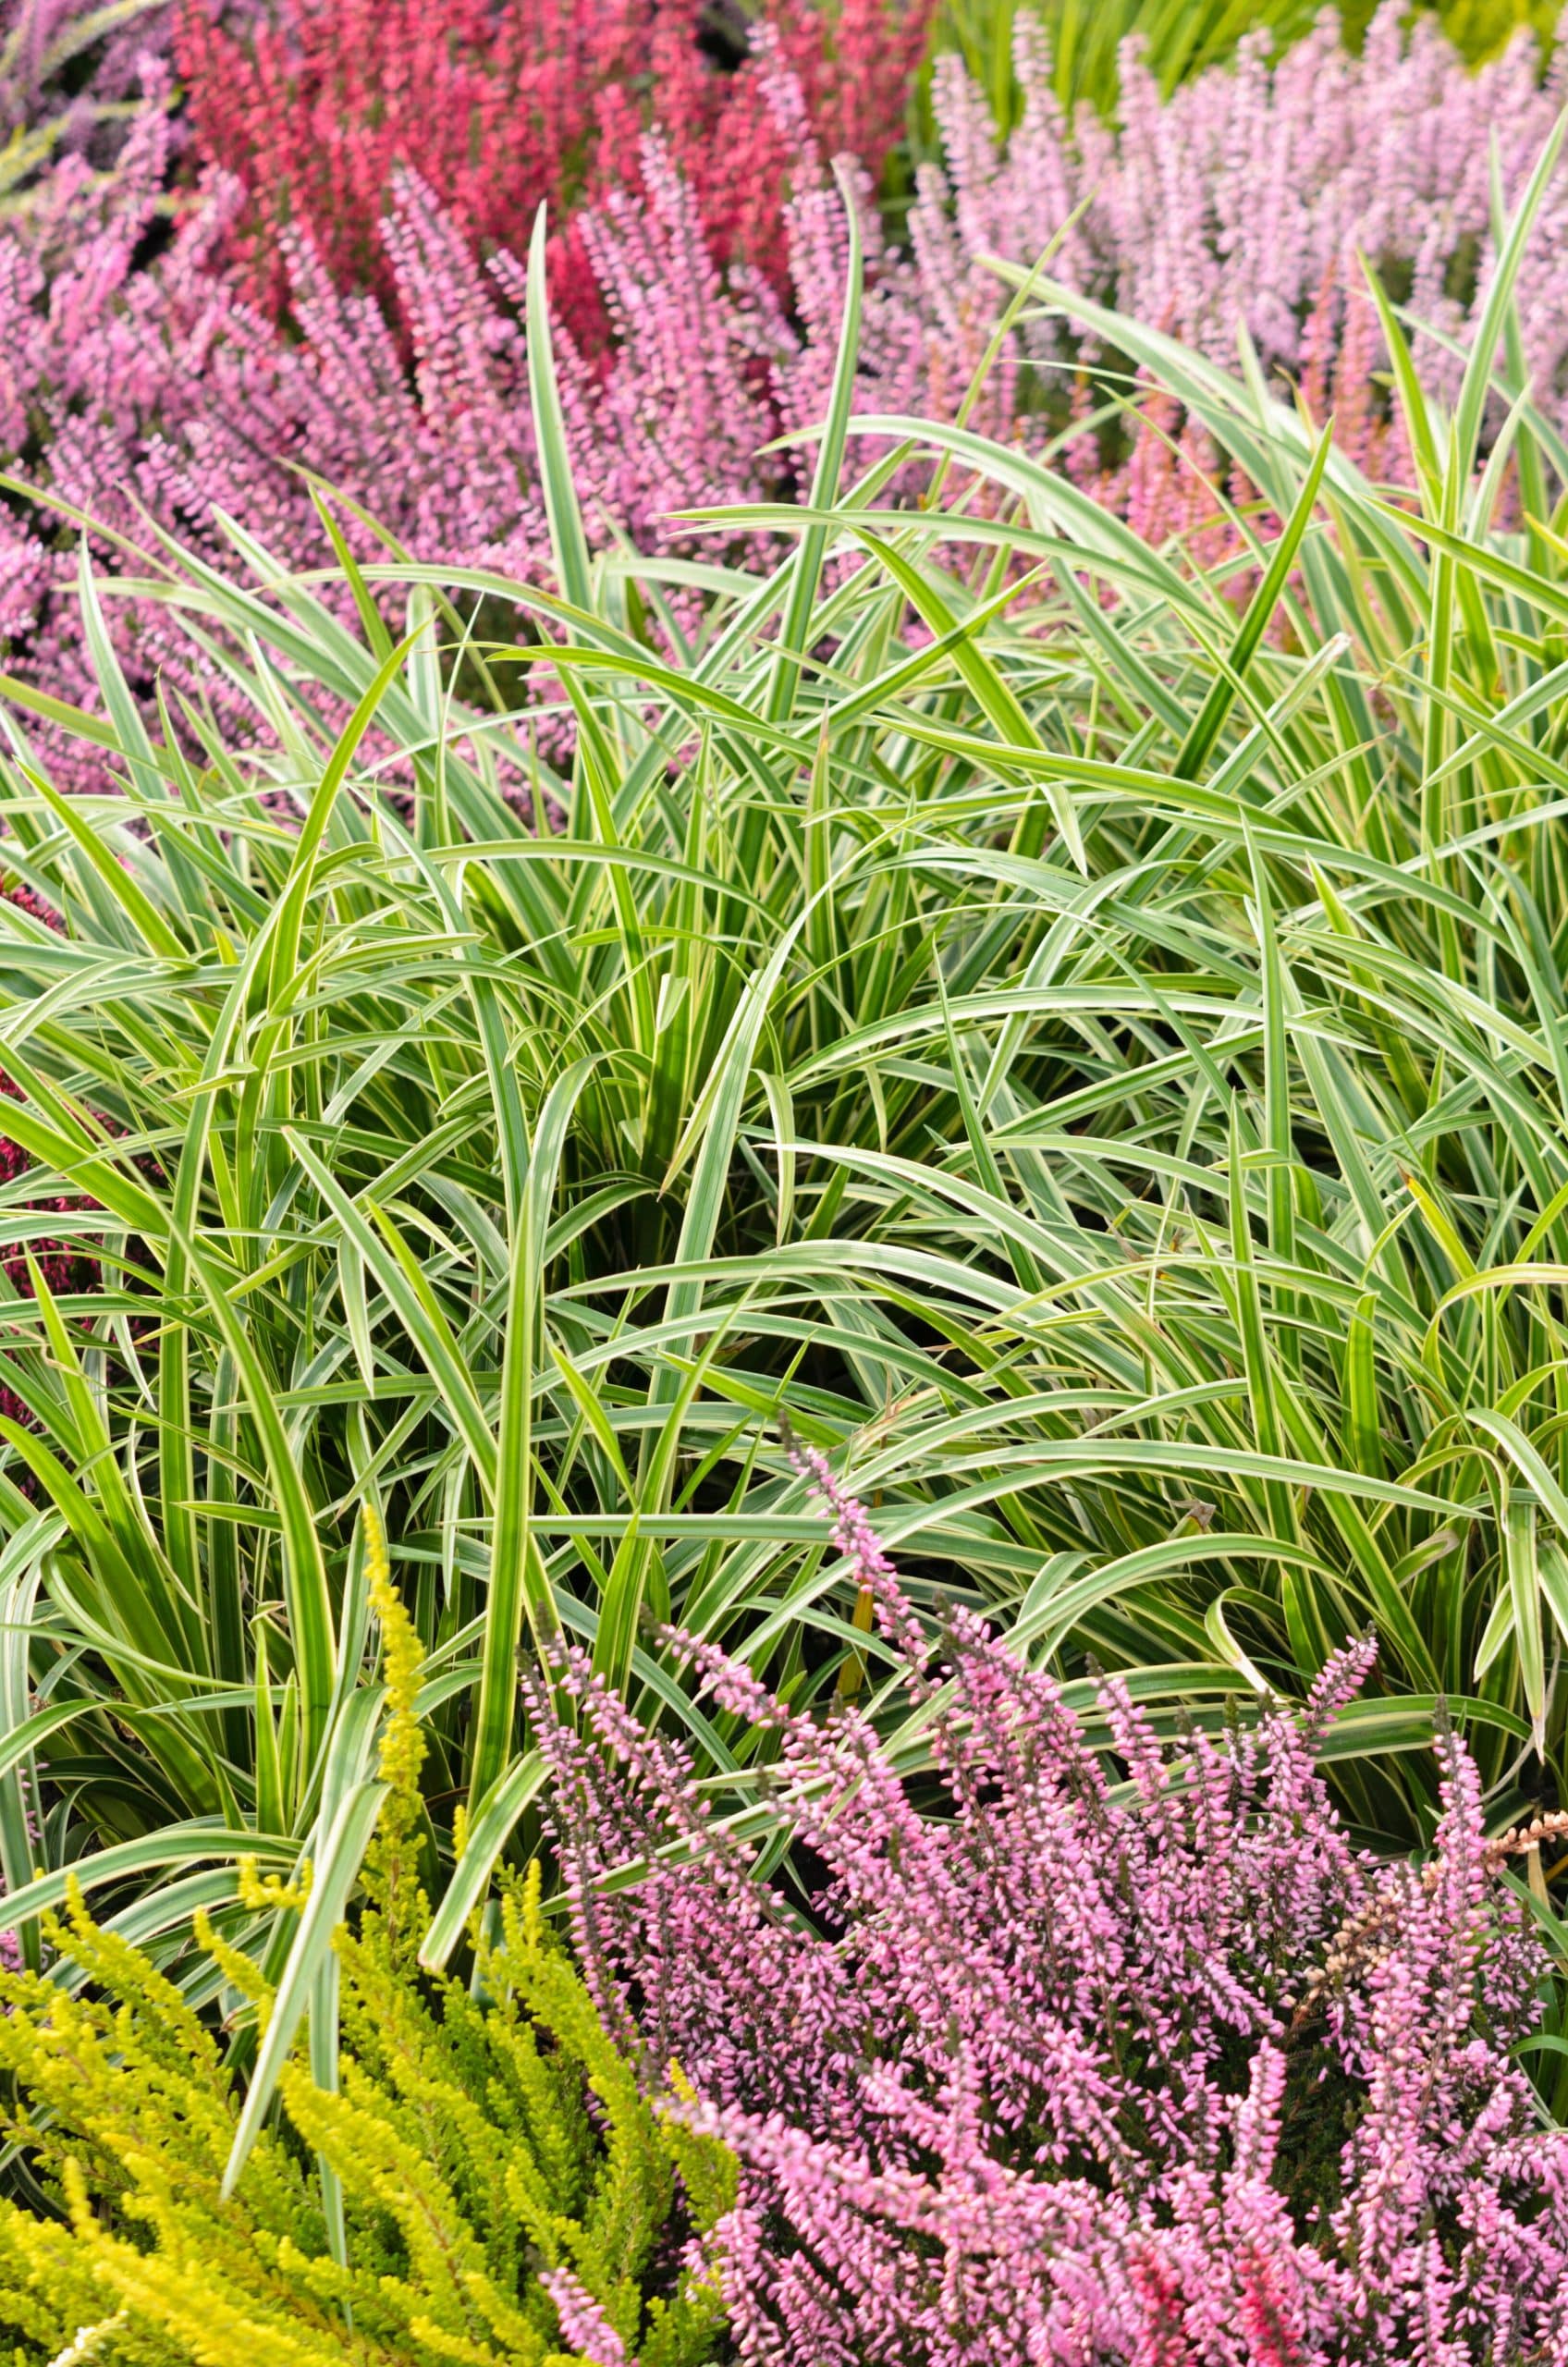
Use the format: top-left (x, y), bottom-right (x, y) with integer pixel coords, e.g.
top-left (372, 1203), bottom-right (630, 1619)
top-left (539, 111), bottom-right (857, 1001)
top-left (6, 0), bottom-right (1562, 790)
top-left (909, 5), bottom-right (1568, 484)
top-left (789, 1440), bottom-right (932, 1675)
top-left (539, 2270), bottom-right (631, 2366)
top-left (534, 1466), bottom-right (1568, 2365)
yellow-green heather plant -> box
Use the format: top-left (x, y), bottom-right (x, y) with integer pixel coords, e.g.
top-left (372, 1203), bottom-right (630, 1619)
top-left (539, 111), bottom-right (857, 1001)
top-left (0, 1507), bottom-right (733, 2366)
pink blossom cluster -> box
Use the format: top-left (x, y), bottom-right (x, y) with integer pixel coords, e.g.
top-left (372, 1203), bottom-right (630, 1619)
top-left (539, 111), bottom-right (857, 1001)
top-left (0, 28), bottom-right (955, 783)
top-left (173, 0), bottom-right (931, 351)
top-left (911, 3), bottom-right (1568, 488)
top-left (533, 1451), bottom-right (1568, 2365)
top-left (2, 4), bottom-right (1568, 775)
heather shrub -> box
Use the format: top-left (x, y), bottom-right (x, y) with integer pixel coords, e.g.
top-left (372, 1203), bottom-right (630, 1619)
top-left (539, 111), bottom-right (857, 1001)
top-left (2, 0), bottom-right (1565, 779)
top-left (911, 2), bottom-right (1568, 479)
top-left (173, 0), bottom-right (931, 343)
top-left (541, 1453), bottom-right (1568, 2364)
top-left (0, 1516), bottom-right (734, 2365)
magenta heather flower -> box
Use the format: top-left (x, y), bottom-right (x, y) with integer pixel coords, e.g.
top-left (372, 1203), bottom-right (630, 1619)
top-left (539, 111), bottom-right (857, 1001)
top-left (533, 1461), bottom-right (1568, 2365)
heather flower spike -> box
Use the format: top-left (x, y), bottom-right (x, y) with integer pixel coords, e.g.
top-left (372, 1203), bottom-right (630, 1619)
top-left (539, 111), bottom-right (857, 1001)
top-left (5, 3), bottom-right (1565, 784)
top-left (539, 1481), bottom-right (1568, 2364)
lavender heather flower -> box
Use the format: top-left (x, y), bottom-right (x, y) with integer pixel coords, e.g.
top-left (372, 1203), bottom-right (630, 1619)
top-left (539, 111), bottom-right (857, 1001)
top-left (534, 1461), bottom-right (1568, 2365)
top-left (911, 4), bottom-right (1568, 488)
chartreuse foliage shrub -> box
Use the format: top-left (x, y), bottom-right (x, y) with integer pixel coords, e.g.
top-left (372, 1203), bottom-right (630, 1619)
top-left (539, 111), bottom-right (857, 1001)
top-left (0, 1514), bottom-right (732, 2367)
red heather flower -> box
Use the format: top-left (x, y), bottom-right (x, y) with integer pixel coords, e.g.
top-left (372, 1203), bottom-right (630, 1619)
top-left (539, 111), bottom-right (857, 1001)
top-left (173, 0), bottom-right (931, 347)
top-left (173, 0), bottom-right (650, 347)
top-left (533, 1458), bottom-right (1568, 2365)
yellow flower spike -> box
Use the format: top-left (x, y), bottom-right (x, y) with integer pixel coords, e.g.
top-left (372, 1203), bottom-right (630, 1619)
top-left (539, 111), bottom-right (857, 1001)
top-left (59, 2163), bottom-right (87, 2234)
top-left (363, 1496), bottom-right (423, 1802)
top-left (521, 1858), bottom-right (545, 1951)
top-left (194, 1908), bottom-right (274, 2017)
top-left (237, 1858), bottom-right (313, 1915)
top-left (356, 1495), bottom-right (429, 1944)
